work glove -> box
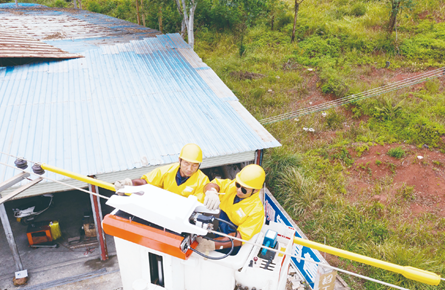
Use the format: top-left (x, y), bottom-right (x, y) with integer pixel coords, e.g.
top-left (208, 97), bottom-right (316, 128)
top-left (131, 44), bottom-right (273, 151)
top-left (114, 178), bottom-right (133, 191)
top-left (195, 237), bottom-right (216, 255)
top-left (203, 188), bottom-right (220, 210)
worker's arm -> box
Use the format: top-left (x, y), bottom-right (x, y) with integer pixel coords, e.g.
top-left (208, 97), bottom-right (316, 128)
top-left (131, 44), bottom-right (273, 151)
top-left (214, 231), bottom-right (243, 249)
top-left (131, 179), bottom-right (147, 185)
top-left (203, 182), bottom-right (220, 193)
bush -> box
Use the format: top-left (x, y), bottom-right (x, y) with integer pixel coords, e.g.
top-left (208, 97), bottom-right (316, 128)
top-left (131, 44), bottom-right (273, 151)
top-left (53, 0), bottom-right (66, 8)
top-left (291, 36), bottom-right (341, 66)
top-left (87, 0), bottom-right (101, 13)
top-left (400, 23), bottom-right (445, 61)
top-left (425, 79), bottom-right (440, 94)
top-left (387, 147), bottom-right (405, 159)
top-left (320, 67), bottom-right (349, 98)
top-left (350, 3), bottom-right (367, 17)
top-left (275, 11), bottom-right (293, 31)
top-left (325, 110), bottom-right (345, 130)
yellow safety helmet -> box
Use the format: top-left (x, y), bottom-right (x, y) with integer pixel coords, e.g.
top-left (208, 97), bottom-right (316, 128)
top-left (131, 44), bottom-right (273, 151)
top-left (179, 143), bottom-right (203, 163)
top-left (235, 164), bottom-right (265, 190)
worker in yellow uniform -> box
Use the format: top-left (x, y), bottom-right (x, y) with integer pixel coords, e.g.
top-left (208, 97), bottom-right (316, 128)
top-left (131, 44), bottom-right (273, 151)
top-left (196, 164), bottom-right (266, 255)
top-left (114, 144), bottom-right (214, 206)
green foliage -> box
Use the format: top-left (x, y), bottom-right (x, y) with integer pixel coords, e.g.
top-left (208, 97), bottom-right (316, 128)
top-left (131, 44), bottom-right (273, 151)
top-left (263, 147), bottom-right (302, 190)
top-left (375, 159), bottom-right (382, 166)
top-left (373, 97), bottom-right (404, 120)
top-left (332, 148), bottom-right (354, 166)
top-left (397, 183), bottom-right (415, 201)
top-left (275, 11), bottom-right (293, 31)
top-left (425, 78), bottom-right (440, 94)
top-left (324, 110), bottom-right (346, 130)
top-left (319, 66), bottom-right (350, 98)
top-left (292, 36), bottom-right (341, 66)
top-left (350, 2), bottom-right (367, 17)
top-left (276, 168), bottom-right (322, 216)
top-left (387, 146), bottom-right (405, 159)
top-left (400, 22), bottom-right (445, 61)
top-left (53, 0), bottom-right (66, 8)
top-left (355, 143), bottom-right (369, 157)
top-left (250, 87), bottom-right (266, 99)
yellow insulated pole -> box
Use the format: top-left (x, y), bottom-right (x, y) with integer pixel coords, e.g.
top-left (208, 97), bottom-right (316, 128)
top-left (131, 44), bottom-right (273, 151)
top-left (40, 163), bottom-right (115, 192)
top-left (293, 237), bottom-right (441, 286)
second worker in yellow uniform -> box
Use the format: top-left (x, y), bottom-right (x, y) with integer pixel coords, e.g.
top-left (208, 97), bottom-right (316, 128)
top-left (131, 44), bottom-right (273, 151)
top-left (114, 143), bottom-right (210, 202)
top-left (196, 164), bottom-right (266, 255)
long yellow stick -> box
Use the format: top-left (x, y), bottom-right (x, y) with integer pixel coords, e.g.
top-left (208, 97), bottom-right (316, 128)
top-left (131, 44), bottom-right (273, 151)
top-left (35, 163), bottom-right (443, 286)
top-left (293, 237), bottom-right (441, 285)
top-left (40, 163), bottom-right (115, 192)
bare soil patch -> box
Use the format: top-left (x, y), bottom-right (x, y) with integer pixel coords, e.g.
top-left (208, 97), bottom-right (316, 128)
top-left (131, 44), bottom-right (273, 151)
top-left (347, 144), bottom-right (445, 219)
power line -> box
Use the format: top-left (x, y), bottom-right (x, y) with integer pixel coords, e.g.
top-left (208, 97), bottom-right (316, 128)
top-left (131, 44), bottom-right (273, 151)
top-left (260, 67), bottom-right (445, 125)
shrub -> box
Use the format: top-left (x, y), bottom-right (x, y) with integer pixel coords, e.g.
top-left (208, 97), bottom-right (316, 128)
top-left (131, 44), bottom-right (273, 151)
top-left (53, 0), bottom-right (66, 8)
top-left (355, 143), bottom-right (369, 157)
top-left (397, 184), bottom-right (415, 201)
top-left (87, 0), bottom-right (101, 13)
top-left (275, 11), bottom-right (293, 31)
top-left (350, 3), bottom-right (367, 17)
top-left (387, 147), bottom-right (405, 159)
top-left (332, 148), bottom-right (354, 166)
top-left (325, 110), bottom-right (345, 130)
top-left (425, 79), bottom-right (440, 94)
top-left (319, 67), bottom-right (349, 98)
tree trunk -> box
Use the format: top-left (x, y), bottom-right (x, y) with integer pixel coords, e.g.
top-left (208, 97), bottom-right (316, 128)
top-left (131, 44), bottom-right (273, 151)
top-left (271, 15), bottom-right (274, 31)
top-left (73, 0), bottom-right (77, 9)
top-left (141, 0), bottom-right (146, 26)
top-left (181, 0), bottom-right (190, 40)
top-left (181, 19), bottom-right (186, 37)
top-left (188, 2), bottom-right (198, 49)
top-left (387, 0), bottom-right (401, 34)
top-left (174, 0), bottom-right (187, 37)
top-left (291, 1), bottom-right (300, 43)
top-left (136, 0), bottom-right (140, 25)
top-left (159, 6), bottom-right (163, 33)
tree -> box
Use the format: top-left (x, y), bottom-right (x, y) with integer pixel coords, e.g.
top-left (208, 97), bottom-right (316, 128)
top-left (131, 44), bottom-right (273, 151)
top-left (173, 0), bottom-right (198, 48)
top-left (387, 0), bottom-right (416, 35)
top-left (291, 0), bottom-right (305, 43)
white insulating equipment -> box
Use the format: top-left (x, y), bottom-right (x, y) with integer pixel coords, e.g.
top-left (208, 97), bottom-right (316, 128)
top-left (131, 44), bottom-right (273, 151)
top-left (103, 184), bottom-right (295, 290)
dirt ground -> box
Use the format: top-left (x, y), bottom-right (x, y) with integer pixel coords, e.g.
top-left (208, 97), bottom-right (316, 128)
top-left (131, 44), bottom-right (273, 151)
top-left (348, 144), bottom-right (445, 219)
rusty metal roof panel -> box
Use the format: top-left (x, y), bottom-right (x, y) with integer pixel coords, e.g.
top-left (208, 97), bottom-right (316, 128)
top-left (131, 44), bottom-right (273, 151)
top-left (0, 4), bottom-right (161, 53)
top-left (0, 28), bottom-right (83, 60)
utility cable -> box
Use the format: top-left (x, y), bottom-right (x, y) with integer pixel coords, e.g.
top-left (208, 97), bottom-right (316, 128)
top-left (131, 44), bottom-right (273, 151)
top-left (209, 230), bottom-right (415, 290)
top-left (260, 67), bottom-right (445, 125)
top-left (0, 161), bottom-right (110, 201)
top-left (261, 68), bottom-right (444, 123)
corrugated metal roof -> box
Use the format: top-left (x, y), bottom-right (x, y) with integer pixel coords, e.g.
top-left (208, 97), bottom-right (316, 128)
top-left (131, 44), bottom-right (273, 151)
top-left (0, 27), bottom-right (83, 60)
top-left (0, 4), bottom-right (160, 49)
top-left (0, 6), bottom-right (280, 193)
